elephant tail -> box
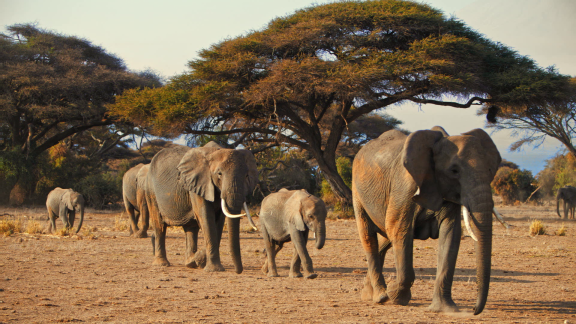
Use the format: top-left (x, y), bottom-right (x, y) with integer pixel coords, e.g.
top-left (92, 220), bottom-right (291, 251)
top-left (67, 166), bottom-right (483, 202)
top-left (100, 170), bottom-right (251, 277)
top-left (556, 196), bottom-right (561, 218)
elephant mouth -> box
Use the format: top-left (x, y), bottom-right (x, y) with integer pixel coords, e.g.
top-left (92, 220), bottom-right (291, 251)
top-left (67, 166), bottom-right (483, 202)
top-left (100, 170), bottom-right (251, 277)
top-left (221, 200), bottom-right (257, 230)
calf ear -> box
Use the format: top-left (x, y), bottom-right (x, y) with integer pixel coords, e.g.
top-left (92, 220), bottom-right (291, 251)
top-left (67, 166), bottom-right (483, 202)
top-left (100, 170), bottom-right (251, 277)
top-left (62, 190), bottom-right (74, 209)
top-left (402, 130), bottom-right (444, 211)
top-left (290, 197), bottom-right (307, 232)
top-left (177, 147), bottom-right (217, 202)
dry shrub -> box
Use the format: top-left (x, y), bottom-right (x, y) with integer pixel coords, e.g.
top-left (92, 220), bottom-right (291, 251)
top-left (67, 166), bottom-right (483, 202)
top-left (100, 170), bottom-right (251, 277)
top-left (114, 214), bottom-right (129, 231)
top-left (556, 224), bottom-right (567, 236)
top-left (529, 220), bottom-right (546, 236)
top-left (0, 219), bottom-right (23, 236)
top-left (25, 220), bottom-right (43, 234)
top-left (82, 226), bottom-right (97, 239)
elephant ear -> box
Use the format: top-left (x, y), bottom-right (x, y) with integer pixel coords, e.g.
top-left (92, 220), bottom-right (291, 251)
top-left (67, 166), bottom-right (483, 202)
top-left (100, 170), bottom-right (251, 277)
top-left (430, 126), bottom-right (450, 137)
top-left (402, 130), bottom-right (444, 212)
top-left (236, 149), bottom-right (259, 190)
top-left (462, 128), bottom-right (502, 176)
top-left (62, 190), bottom-right (74, 209)
top-left (290, 193), bottom-right (307, 232)
top-left (177, 147), bottom-right (218, 202)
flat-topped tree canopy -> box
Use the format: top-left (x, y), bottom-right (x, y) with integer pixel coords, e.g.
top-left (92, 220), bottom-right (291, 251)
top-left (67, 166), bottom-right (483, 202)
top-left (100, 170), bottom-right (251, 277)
top-left (112, 0), bottom-right (572, 202)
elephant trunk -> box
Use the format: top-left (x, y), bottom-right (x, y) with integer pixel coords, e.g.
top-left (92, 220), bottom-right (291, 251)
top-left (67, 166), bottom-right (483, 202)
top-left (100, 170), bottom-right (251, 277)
top-left (556, 196), bottom-right (562, 218)
top-left (75, 204), bottom-right (84, 234)
top-left (464, 196), bottom-right (493, 315)
top-left (315, 223), bottom-right (325, 250)
top-left (227, 217), bottom-right (243, 274)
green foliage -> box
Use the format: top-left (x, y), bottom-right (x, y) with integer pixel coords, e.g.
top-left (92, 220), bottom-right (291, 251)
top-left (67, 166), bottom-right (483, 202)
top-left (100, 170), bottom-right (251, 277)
top-left (492, 162), bottom-right (538, 205)
top-left (77, 172), bottom-right (122, 209)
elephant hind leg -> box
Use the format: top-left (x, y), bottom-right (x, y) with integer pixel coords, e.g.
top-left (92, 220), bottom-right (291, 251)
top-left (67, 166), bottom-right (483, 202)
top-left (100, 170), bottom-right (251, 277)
top-left (261, 226), bottom-right (280, 277)
top-left (353, 197), bottom-right (388, 303)
top-left (148, 197), bottom-right (170, 267)
top-left (47, 207), bottom-right (57, 233)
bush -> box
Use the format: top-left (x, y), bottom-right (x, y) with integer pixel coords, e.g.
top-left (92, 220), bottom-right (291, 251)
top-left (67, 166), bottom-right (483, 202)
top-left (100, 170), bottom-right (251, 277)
top-left (492, 164), bottom-right (538, 205)
top-left (77, 172), bottom-right (122, 209)
top-left (529, 220), bottom-right (546, 236)
top-left (556, 224), bottom-right (567, 236)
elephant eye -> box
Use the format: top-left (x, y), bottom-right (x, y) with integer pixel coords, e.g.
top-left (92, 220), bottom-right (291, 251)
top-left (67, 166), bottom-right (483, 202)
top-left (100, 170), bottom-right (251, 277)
top-left (309, 215), bottom-right (315, 220)
top-left (449, 165), bottom-right (459, 176)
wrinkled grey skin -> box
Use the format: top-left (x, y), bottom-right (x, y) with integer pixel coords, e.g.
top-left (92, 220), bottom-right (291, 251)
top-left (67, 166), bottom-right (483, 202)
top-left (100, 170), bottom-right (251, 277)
top-left (146, 143), bottom-right (258, 273)
top-left (122, 164), bottom-right (150, 238)
top-left (46, 188), bottom-right (85, 234)
top-left (260, 189), bottom-right (327, 279)
top-left (352, 126), bottom-right (501, 315)
top-left (556, 186), bottom-right (576, 219)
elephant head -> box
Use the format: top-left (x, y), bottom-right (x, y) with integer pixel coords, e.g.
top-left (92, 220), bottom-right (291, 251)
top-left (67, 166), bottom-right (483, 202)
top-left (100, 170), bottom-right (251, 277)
top-left (402, 127), bottom-right (501, 315)
top-left (177, 146), bottom-right (258, 225)
top-left (291, 190), bottom-right (327, 250)
top-left (63, 189), bottom-right (85, 234)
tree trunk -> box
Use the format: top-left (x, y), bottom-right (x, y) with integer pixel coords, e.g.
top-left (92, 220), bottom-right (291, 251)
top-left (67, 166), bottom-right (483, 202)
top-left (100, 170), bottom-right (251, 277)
top-left (311, 148), bottom-right (352, 204)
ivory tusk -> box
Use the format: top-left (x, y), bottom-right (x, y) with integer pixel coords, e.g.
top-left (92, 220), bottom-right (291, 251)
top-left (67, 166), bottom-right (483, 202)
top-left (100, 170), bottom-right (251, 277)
top-left (462, 205), bottom-right (479, 242)
top-left (221, 199), bottom-right (246, 218)
top-left (244, 202), bottom-right (258, 231)
top-left (493, 208), bottom-right (510, 229)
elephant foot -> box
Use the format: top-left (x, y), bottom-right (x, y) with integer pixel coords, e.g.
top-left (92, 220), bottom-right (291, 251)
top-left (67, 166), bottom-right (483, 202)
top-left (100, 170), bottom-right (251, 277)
top-left (305, 273), bottom-right (317, 279)
top-left (361, 283), bottom-right (373, 301)
top-left (429, 298), bottom-right (459, 313)
top-left (386, 283), bottom-right (412, 306)
top-left (204, 262), bottom-right (225, 272)
top-left (185, 256), bottom-right (199, 269)
top-left (289, 271), bottom-right (303, 278)
top-left (267, 272), bottom-right (280, 278)
top-left (194, 250), bottom-right (207, 269)
top-left (134, 230), bottom-right (148, 238)
top-left (152, 257), bottom-right (170, 267)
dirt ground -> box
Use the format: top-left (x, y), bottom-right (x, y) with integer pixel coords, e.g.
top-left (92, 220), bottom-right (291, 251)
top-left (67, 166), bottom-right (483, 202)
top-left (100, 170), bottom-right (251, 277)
top-left (0, 202), bottom-right (575, 323)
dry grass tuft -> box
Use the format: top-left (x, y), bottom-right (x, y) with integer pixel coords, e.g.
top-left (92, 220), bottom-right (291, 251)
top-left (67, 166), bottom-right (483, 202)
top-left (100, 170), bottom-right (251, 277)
top-left (114, 214), bottom-right (129, 231)
top-left (25, 220), bottom-right (43, 234)
top-left (82, 226), bottom-right (98, 239)
top-left (556, 224), bottom-right (567, 236)
top-left (55, 227), bottom-right (70, 237)
top-left (0, 219), bottom-right (23, 236)
top-left (529, 219), bottom-right (546, 236)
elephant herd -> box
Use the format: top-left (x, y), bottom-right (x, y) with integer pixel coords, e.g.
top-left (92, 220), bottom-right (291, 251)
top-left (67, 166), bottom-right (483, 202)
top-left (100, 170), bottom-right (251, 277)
top-left (45, 126), bottom-right (541, 316)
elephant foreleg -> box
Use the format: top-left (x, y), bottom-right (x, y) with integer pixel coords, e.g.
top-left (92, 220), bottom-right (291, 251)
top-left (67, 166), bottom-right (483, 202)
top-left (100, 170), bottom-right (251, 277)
top-left (193, 196), bottom-right (224, 272)
top-left (429, 207), bottom-right (461, 313)
top-left (290, 229), bottom-right (316, 279)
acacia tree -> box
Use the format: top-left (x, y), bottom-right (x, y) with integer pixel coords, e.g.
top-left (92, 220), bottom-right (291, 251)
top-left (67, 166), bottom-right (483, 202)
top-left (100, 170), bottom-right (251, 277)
top-left (0, 24), bottom-right (160, 203)
top-left (112, 0), bottom-right (571, 203)
top-left (486, 77), bottom-right (576, 156)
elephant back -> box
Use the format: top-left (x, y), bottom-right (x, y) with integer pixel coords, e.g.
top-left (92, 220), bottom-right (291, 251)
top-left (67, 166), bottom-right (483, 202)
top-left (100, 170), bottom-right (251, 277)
top-left (123, 164), bottom-right (145, 207)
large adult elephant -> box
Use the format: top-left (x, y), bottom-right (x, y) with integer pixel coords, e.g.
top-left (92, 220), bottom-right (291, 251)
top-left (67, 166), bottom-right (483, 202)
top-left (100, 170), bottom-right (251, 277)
top-left (556, 186), bottom-right (576, 219)
top-left (146, 143), bottom-right (258, 273)
top-left (352, 126), bottom-right (501, 315)
top-left (122, 163), bottom-right (150, 237)
top-left (46, 188), bottom-right (85, 234)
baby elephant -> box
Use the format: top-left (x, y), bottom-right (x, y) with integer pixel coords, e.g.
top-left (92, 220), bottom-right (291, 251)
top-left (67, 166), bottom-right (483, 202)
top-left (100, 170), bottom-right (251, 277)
top-left (46, 187), bottom-right (85, 234)
top-left (260, 189), bottom-right (327, 279)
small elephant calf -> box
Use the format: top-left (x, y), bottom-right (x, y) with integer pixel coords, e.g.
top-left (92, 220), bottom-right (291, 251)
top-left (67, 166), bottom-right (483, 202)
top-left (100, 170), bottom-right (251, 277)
top-left (259, 189), bottom-right (327, 279)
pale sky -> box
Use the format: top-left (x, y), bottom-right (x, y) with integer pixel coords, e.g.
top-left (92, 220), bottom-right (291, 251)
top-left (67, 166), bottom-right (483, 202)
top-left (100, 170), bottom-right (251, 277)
top-left (2, 0), bottom-right (575, 174)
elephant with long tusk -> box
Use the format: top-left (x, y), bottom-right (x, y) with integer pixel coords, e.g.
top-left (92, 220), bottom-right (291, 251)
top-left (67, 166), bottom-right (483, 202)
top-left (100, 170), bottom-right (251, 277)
top-left (145, 141), bottom-right (258, 273)
top-left (352, 126), bottom-right (501, 315)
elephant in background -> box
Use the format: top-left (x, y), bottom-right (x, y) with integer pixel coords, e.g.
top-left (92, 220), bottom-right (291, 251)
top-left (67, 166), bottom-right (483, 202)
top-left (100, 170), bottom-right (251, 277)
top-left (352, 126), bottom-right (501, 315)
top-left (146, 143), bottom-right (258, 273)
top-left (46, 188), bottom-right (85, 234)
top-left (260, 189), bottom-right (327, 279)
top-left (122, 163), bottom-right (150, 237)
top-left (556, 186), bottom-right (576, 219)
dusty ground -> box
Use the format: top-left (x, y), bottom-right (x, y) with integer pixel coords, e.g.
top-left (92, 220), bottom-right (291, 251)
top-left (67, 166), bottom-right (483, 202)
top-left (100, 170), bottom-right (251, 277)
top-left (0, 202), bottom-right (575, 323)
